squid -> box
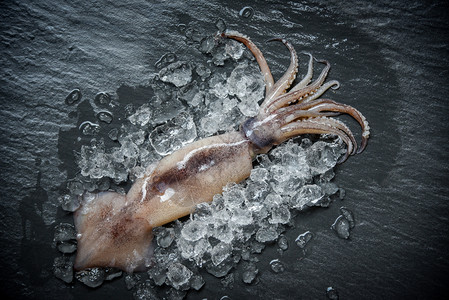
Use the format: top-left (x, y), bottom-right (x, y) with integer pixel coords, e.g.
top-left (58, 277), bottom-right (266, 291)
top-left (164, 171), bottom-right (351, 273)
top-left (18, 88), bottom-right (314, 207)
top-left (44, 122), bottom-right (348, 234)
top-left (74, 31), bottom-right (370, 273)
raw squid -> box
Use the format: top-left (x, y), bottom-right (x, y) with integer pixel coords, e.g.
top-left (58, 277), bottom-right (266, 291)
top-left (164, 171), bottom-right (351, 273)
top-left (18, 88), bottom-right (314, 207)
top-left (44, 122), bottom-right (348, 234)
top-left (74, 31), bottom-right (369, 273)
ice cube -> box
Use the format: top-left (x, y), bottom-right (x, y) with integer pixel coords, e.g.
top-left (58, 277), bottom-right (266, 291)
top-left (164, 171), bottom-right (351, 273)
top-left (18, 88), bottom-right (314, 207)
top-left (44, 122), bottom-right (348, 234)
top-left (195, 63), bottom-right (211, 80)
top-left (58, 194), bottom-right (80, 212)
top-left (177, 236), bottom-right (211, 261)
top-left (166, 288), bottom-right (187, 300)
top-left (295, 231), bottom-right (313, 248)
top-left (269, 259), bottom-right (285, 274)
top-left (211, 45), bottom-right (227, 66)
top-left (181, 219), bottom-right (207, 242)
top-left (54, 223), bottom-right (77, 254)
top-left (154, 227), bottom-right (175, 248)
top-left (190, 274), bottom-right (205, 290)
top-left (108, 128), bottom-right (118, 141)
top-left (220, 273), bottom-right (234, 288)
top-left (209, 73), bottom-right (229, 99)
top-left (250, 168), bottom-right (269, 182)
top-left (148, 264), bottom-right (167, 286)
top-left (128, 103), bottom-right (152, 126)
top-left (250, 240), bottom-right (266, 254)
top-left (277, 235), bottom-right (289, 251)
top-left (340, 207), bottom-right (355, 228)
top-left (200, 112), bottom-right (224, 136)
top-left (124, 273), bottom-right (141, 290)
top-left (199, 36), bottom-right (215, 54)
top-left (227, 62), bottom-right (264, 116)
top-left (306, 141), bottom-right (342, 175)
top-left (245, 180), bottom-right (270, 202)
top-left (210, 242), bottom-right (232, 266)
top-left (53, 256), bottom-right (73, 283)
top-left (225, 39), bottom-right (245, 60)
top-left (193, 202), bottom-right (213, 222)
top-left (77, 139), bottom-right (113, 179)
top-left (263, 193), bottom-right (285, 208)
top-left (166, 262), bottom-right (193, 290)
top-left (290, 185), bottom-right (324, 210)
top-left (221, 96), bottom-right (238, 112)
top-left (326, 287), bottom-right (339, 300)
top-left (269, 206), bottom-right (291, 224)
top-left (94, 92), bottom-right (111, 107)
top-left (159, 61), bottom-right (193, 88)
top-left (211, 222), bottom-right (234, 244)
top-left (177, 81), bottom-right (199, 104)
top-left (104, 268), bottom-right (122, 281)
top-left (241, 262), bottom-right (258, 284)
top-left (331, 215), bottom-right (351, 239)
top-left (222, 184), bottom-right (246, 208)
top-left (255, 226), bottom-right (279, 243)
top-left (205, 256), bottom-right (234, 278)
top-left (133, 282), bottom-right (158, 300)
top-left (320, 182), bottom-right (339, 196)
top-left (75, 267), bottom-right (105, 288)
top-left (150, 112), bottom-right (197, 156)
top-left (66, 89), bottom-right (82, 105)
top-left (237, 100), bottom-right (259, 117)
top-left (230, 207), bottom-right (253, 226)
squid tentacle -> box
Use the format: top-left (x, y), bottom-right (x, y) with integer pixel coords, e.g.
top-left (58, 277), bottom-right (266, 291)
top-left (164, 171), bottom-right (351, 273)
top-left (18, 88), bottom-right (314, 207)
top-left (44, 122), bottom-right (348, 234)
top-left (271, 98), bottom-right (369, 154)
top-left (301, 80), bottom-right (340, 104)
top-left (264, 62), bottom-right (337, 114)
top-left (225, 30), bottom-right (370, 157)
top-left (278, 118), bottom-right (355, 162)
top-left (289, 57), bottom-right (329, 94)
top-left (292, 52), bottom-right (314, 90)
top-left (274, 112), bottom-right (358, 155)
top-left (222, 30), bottom-right (274, 93)
top-left (306, 99), bottom-right (370, 153)
top-left (262, 38), bottom-right (298, 106)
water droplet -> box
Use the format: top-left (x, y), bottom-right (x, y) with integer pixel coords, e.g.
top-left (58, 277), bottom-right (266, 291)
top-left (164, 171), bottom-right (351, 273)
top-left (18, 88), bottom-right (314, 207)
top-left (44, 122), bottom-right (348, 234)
top-left (326, 287), bottom-right (339, 300)
top-left (96, 111), bottom-right (113, 124)
top-left (94, 92), bottom-right (111, 106)
top-left (220, 296), bottom-right (232, 300)
top-left (269, 259), bottom-right (285, 273)
top-left (295, 231), bottom-right (313, 248)
top-left (331, 215), bottom-right (350, 239)
top-left (155, 52), bottom-right (177, 69)
top-left (177, 23), bottom-right (186, 33)
top-left (239, 6), bottom-right (254, 19)
top-left (340, 207), bottom-right (355, 228)
top-left (277, 234), bottom-right (289, 251)
top-left (79, 121), bottom-right (100, 136)
top-left (241, 262), bottom-right (258, 284)
top-left (108, 128), bottom-right (118, 141)
top-left (65, 89), bottom-right (82, 105)
top-left (185, 27), bottom-right (203, 42)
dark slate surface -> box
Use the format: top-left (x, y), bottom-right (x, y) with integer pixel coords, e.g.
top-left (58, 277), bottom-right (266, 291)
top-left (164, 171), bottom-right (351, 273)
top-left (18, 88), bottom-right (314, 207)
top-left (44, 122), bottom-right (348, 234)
top-left (1, 0), bottom-right (448, 299)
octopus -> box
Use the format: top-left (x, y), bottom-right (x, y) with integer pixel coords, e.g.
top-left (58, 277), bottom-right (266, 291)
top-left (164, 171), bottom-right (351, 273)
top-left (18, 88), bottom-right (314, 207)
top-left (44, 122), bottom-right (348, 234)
top-left (74, 31), bottom-right (370, 273)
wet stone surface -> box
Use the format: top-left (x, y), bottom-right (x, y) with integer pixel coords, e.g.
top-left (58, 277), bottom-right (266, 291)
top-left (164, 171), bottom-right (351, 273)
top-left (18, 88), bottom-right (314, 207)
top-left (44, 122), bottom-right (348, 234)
top-left (1, 1), bottom-right (449, 299)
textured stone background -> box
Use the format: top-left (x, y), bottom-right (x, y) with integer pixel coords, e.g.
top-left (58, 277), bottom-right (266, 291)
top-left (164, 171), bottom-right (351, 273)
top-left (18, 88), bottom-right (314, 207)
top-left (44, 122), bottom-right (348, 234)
top-left (1, 0), bottom-right (448, 299)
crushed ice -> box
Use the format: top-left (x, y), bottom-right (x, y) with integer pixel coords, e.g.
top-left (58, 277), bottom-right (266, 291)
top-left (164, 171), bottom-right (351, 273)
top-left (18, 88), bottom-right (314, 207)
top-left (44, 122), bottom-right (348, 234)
top-left (331, 207), bottom-right (355, 239)
top-left (58, 26), bottom-right (354, 297)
